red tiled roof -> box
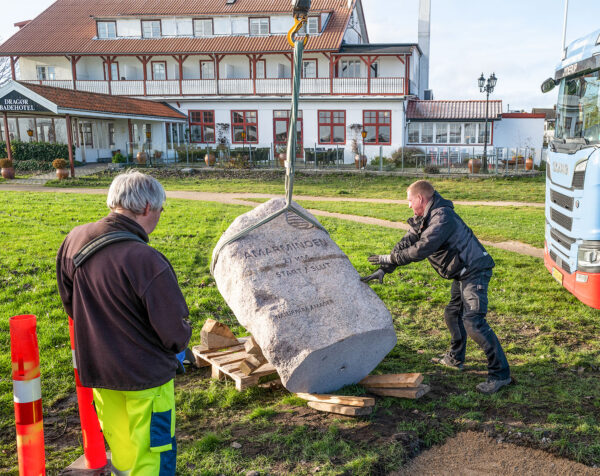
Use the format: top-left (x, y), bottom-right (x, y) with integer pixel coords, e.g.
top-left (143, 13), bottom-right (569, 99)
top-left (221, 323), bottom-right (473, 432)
top-left (0, 0), bottom-right (353, 56)
top-left (18, 82), bottom-right (187, 120)
top-left (407, 100), bottom-right (503, 121)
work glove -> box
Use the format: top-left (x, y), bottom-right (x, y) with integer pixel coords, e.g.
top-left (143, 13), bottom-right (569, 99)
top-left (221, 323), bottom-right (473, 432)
top-left (367, 254), bottom-right (393, 266)
top-left (360, 268), bottom-right (387, 283)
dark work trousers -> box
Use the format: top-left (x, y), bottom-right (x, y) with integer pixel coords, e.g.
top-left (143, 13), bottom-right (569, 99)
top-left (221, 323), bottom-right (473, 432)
top-left (443, 268), bottom-right (510, 380)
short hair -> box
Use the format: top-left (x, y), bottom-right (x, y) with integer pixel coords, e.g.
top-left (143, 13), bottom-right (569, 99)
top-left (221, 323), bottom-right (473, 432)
top-left (407, 180), bottom-right (435, 199)
top-left (106, 170), bottom-right (166, 214)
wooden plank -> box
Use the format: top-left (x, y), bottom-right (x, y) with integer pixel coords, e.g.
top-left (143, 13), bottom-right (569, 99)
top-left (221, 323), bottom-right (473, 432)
top-left (250, 363), bottom-right (277, 378)
top-left (211, 366), bottom-right (225, 380)
top-left (210, 352), bottom-right (247, 366)
top-left (296, 393), bottom-right (375, 407)
top-left (359, 373), bottom-right (424, 388)
top-left (367, 384), bottom-right (430, 399)
top-left (307, 401), bottom-right (372, 416)
top-left (202, 344), bottom-right (245, 359)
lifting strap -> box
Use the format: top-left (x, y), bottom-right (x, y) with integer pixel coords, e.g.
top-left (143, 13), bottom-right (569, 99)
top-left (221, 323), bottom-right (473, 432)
top-left (210, 10), bottom-right (327, 275)
top-left (73, 231), bottom-right (147, 270)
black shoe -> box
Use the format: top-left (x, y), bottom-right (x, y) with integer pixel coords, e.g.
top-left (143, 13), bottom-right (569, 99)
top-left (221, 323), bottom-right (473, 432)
top-left (476, 377), bottom-right (512, 394)
top-left (431, 352), bottom-right (464, 370)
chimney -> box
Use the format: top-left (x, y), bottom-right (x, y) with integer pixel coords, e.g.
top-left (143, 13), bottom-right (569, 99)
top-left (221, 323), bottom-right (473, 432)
top-left (418, 0), bottom-right (431, 97)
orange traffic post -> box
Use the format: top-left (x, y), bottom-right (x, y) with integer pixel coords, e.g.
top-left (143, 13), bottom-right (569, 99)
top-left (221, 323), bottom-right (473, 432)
top-left (68, 317), bottom-right (108, 469)
top-left (10, 314), bottom-right (46, 476)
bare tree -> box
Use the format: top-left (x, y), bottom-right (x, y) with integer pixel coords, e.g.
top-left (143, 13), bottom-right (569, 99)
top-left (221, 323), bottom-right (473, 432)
top-left (0, 56), bottom-right (11, 85)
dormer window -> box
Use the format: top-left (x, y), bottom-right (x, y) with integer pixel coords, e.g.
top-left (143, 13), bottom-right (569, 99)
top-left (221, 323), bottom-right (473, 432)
top-left (142, 20), bottom-right (161, 38)
top-left (194, 19), bottom-right (213, 37)
top-left (299, 17), bottom-right (320, 35)
top-left (97, 21), bottom-right (116, 39)
top-left (249, 18), bottom-right (269, 36)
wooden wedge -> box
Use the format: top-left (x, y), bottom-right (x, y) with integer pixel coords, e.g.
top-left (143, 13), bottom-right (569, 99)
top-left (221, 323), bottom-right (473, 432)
top-left (244, 336), bottom-right (265, 358)
top-left (296, 393), bottom-right (375, 407)
top-left (307, 401), bottom-right (372, 416)
top-left (367, 384), bottom-right (430, 399)
top-left (200, 319), bottom-right (239, 349)
top-left (359, 373), bottom-right (424, 388)
top-left (239, 355), bottom-right (264, 375)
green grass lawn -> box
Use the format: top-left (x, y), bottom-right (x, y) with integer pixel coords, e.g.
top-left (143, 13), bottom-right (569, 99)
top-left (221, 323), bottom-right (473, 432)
top-left (1, 192), bottom-right (598, 475)
top-left (293, 201), bottom-right (545, 248)
top-left (46, 169), bottom-right (546, 203)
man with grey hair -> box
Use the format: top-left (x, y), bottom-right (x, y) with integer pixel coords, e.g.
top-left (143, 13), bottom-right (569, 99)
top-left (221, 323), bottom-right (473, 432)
top-left (57, 170), bottom-right (191, 475)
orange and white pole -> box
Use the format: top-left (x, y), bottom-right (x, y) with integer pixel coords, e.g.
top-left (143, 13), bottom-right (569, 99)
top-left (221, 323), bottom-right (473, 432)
top-left (10, 314), bottom-right (46, 476)
top-left (68, 317), bottom-right (107, 469)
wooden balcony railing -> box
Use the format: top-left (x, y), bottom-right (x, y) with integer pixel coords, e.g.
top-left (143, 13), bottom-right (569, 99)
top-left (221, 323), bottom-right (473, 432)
top-left (22, 77), bottom-right (406, 97)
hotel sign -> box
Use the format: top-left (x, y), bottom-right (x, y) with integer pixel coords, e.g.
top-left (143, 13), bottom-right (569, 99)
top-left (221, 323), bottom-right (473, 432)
top-left (0, 91), bottom-right (50, 112)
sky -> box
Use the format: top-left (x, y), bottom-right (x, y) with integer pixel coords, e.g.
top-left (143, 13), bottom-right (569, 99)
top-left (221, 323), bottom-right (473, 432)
top-left (1, 0), bottom-right (600, 111)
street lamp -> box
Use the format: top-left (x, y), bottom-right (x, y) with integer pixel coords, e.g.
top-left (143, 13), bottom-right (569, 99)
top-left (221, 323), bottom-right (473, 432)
top-left (27, 129), bottom-right (34, 142)
top-left (478, 72), bottom-right (497, 173)
top-left (241, 130), bottom-right (246, 159)
top-left (361, 129), bottom-right (367, 169)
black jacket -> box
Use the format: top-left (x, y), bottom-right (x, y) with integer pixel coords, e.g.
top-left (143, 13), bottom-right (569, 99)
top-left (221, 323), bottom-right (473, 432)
top-left (390, 191), bottom-right (494, 279)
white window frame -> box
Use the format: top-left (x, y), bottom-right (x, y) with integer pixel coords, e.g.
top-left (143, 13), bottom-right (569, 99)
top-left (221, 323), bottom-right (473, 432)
top-left (193, 19), bottom-right (213, 37)
top-left (249, 18), bottom-right (269, 36)
top-left (340, 60), bottom-right (360, 78)
top-left (435, 123), bottom-right (448, 144)
top-left (448, 123), bottom-right (461, 144)
top-left (36, 66), bottom-right (55, 81)
top-left (302, 60), bottom-right (317, 79)
top-left (200, 61), bottom-right (215, 80)
top-left (421, 123), bottom-right (433, 143)
top-left (142, 20), bottom-right (161, 38)
top-left (407, 123), bottom-right (420, 144)
top-left (97, 21), bottom-right (116, 39)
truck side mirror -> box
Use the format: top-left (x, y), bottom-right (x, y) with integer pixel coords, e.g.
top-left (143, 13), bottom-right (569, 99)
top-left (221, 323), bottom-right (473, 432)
top-left (541, 77), bottom-right (557, 93)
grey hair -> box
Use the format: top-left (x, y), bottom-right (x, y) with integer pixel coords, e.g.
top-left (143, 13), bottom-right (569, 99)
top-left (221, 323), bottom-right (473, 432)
top-left (106, 170), bottom-right (166, 214)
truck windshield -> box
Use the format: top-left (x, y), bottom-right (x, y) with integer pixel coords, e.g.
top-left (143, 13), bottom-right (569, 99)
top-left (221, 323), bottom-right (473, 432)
top-left (555, 69), bottom-right (600, 144)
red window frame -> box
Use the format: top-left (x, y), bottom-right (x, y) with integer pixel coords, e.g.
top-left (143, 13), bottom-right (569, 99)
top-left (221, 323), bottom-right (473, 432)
top-left (151, 61), bottom-right (167, 80)
top-left (103, 61), bottom-right (120, 81)
top-left (189, 110), bottom-right (215, 143)
top-left (231, 110), bottom-right (258, 144)
top-left (363, 110), bottom-right (392, 145)
top-left (318, 110), bottom-right (346, 144)
top-left (273, 110), bottom-right (303, 157)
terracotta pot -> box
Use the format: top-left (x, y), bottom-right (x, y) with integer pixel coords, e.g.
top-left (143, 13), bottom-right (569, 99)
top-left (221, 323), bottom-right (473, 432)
top-left (56, 168), bottom-right (69, 180)
top-left (205, 153), bottom-right (216, 166)
top-left (468, 158), bottom-right (481, 174)
top-left (525, 157), bottom-right (534, 171)
top-left (278, 152), bottom-right (286, 167)
top-left (1, 167), bottom-right (15, 179)
top-left (136, 151), bottom-right (147, 164)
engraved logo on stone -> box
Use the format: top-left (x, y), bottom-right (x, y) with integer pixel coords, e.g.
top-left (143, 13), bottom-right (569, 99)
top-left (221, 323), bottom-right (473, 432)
top-left (286, 212), bottom-right (315, 230)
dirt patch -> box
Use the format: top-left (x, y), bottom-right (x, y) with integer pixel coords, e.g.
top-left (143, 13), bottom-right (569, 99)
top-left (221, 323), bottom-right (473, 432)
top-left (394, 431), bottom-right (600, 476)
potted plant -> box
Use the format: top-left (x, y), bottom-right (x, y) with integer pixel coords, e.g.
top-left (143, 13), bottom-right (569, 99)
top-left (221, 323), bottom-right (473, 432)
top-left (205, 148), bottom-right (216, 166)
top-left (153, 150), bottom-right (163, 161)
top-left (276, 145), bottom-right (287, 166)
top-left (52, 158), bottom-right (69, 180)
top-left (112, 152), bottom-right (126, 165)
top-left (468, 157), bottom-right (481, 173)
top-left (0, 158), bottom-right (15, 179)
top-left (216, 123), bottom-right (231, 162)
top-left (525, 155), bottom-right (534, 171)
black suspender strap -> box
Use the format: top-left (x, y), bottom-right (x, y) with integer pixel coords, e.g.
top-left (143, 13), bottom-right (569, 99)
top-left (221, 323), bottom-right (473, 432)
top-left (73, 231), bottom-right (147, 270)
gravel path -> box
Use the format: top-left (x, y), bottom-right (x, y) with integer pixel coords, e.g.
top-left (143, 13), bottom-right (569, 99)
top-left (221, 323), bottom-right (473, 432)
top-left (0, 186), bottom-right (544, 259)
top-left (394, 431), bottom-right (599, 476)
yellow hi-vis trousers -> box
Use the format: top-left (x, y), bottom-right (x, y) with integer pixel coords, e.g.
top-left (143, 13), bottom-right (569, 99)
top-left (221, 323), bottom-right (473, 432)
top-left (93, 379), bottom-right (176, 476)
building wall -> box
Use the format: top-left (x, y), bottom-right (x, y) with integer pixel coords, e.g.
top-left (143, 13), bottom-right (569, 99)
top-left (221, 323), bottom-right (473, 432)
top-left (494, 117), bottom-right (545, 152)
top-left (174, 99), bottom-right (406, 163)
top-left (19, 56), bottom-right (72, 80)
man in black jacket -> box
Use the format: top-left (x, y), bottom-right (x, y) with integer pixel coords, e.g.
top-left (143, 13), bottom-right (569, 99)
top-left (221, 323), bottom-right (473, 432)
top-left (362, 180), bottom-right (511, 394)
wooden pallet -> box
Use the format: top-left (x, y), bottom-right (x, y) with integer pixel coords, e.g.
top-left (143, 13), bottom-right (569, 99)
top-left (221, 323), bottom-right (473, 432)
top-left (192, 337), bottom-right (278, 391)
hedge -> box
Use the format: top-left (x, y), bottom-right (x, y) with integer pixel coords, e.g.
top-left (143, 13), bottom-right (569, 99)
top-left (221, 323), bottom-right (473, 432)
top-left (0, 141), bottom-right (74, 172)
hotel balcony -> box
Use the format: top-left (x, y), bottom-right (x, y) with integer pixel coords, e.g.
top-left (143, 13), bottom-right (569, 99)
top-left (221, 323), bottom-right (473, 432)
top-left (20, 76), bottom-right (406, 97)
